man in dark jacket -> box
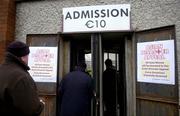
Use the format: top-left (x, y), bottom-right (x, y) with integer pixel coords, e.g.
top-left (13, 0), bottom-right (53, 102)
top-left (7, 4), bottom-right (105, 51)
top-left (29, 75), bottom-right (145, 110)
top-left (103, 59), bottom-right (117, 116)
top-left (0, 41), bottom-right (44, 116)
top-left (59, 62), bottom-right (93, 116)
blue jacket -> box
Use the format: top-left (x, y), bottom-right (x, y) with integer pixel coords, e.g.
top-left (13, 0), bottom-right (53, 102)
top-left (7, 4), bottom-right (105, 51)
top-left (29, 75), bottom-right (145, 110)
top-left (59, 68), bottom-right (93, 116)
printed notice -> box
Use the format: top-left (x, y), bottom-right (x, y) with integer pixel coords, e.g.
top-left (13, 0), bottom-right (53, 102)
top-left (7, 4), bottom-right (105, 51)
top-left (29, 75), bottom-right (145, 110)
top-left (28, 47), bottom-right (58, 83)
top-left (137, 40), bottom-right (175, 85)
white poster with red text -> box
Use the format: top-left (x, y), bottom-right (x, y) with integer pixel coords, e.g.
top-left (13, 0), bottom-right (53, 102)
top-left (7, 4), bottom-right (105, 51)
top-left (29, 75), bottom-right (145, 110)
top-left (28, 47), bottom-right (58, 83)
top-left (137, 40), bottom-right (175, 85)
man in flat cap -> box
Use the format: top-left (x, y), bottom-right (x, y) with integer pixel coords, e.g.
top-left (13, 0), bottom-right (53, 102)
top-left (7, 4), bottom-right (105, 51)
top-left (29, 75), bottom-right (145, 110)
top-left (0, 41), bottom-right (44, 116)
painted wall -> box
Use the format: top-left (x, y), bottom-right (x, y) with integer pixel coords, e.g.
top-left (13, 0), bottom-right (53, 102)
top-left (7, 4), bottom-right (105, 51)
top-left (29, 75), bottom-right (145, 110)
top-left (15, 0), bottom-right (180, 39)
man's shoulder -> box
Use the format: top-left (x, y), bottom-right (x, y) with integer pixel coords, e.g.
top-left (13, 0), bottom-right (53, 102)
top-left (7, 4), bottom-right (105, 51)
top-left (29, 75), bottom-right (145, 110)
top-left (65, 71), bottom-right (91, 79)
top-left (106, 68), bottom-right (116, 72)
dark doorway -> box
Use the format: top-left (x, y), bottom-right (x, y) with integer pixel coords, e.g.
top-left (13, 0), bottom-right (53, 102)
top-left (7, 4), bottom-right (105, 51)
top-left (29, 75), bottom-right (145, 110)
top-left (69, 33), bottom-right (127, 116)
top-left (70, 35), bottom-right (91, 72)
top-left (102, 34), bottom-right (126, 116)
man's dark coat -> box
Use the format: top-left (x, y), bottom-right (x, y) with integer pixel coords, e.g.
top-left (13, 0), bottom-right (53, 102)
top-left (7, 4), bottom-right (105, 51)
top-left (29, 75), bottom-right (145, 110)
top-left (0, 53), bottom-right (44, 116)
top-left (59, 68), bottom-right (93, 116)
top-left (103, 67), bottom-right (117, 116)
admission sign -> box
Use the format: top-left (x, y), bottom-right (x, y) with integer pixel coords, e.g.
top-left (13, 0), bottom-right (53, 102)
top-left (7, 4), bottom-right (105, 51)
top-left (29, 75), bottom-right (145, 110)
top-left (63, 4), bottom-right (130, 33)
top-left (28, 47), bottom-right (58, 83)
top-left (137, 40), bottom-right (175, 85)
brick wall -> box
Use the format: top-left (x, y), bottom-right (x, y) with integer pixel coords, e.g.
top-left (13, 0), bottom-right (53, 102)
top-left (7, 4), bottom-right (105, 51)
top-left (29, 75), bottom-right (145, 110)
top-left (0, 0), bottom-right (16, 62)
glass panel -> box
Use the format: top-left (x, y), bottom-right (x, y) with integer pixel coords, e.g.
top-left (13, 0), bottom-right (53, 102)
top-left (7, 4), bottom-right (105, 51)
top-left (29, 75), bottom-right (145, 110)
top-left (103, 53), bottom-right (119, 71)
top-left (85, 53), bottom-right (92, 76)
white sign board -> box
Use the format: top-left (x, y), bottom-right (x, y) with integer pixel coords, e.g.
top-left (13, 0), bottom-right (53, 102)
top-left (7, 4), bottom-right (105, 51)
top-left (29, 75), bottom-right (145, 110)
top-left (28, 47), bottom-right (58, 83)
top-left (63, 4), bottom-right (130, 33)
top-left (137, 40), bottom-right (175, 85)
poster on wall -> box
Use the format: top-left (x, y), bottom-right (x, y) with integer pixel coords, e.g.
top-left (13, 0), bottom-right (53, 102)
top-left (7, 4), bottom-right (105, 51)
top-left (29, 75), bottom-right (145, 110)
top-left (28, 47), bottom-right (58, 83)
top-left (137, 40), bottom-right (175, 85)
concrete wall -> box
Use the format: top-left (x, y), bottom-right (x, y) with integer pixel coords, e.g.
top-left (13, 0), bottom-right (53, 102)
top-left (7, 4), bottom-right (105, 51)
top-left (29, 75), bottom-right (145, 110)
top-left (15, 0), bottom-right (180, 39)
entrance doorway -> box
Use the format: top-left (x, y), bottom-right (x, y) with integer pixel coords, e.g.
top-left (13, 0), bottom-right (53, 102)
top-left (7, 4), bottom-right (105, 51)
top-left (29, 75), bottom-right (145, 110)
top-left (69, 33), bottom-right (128, 116)
top-left (102, 36), bottom-right (126, 116)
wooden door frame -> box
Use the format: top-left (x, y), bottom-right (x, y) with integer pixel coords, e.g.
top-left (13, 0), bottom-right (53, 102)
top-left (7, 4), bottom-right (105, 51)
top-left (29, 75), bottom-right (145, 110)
top-left (125, 35), bottom-right (136, 116)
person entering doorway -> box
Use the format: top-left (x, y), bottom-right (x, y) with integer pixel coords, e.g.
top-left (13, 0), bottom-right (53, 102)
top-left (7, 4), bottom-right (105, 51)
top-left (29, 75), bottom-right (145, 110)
top-left (103, 59), bottom-right (117, 116)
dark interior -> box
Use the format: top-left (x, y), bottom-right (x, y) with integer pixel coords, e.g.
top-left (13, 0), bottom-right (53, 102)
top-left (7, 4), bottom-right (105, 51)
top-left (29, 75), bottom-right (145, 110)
top-left (69, 33), bottom-right (127, 116)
